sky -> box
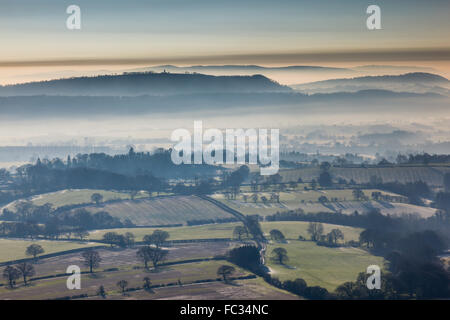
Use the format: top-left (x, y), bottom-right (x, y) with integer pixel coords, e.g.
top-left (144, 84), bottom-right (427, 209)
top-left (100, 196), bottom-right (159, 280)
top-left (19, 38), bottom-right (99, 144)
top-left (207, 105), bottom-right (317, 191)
top-left (0, 0), bottom-right (449, 83)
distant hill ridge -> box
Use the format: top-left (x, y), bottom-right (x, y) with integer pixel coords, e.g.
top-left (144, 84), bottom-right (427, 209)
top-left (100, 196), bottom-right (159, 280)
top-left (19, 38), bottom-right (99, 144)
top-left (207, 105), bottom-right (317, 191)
top-left (0, 72), bottom-right (292, 97)
top-left (292, 72), bottom-right (450, 95)
top-left (296, 72), bottom-right (448, 86)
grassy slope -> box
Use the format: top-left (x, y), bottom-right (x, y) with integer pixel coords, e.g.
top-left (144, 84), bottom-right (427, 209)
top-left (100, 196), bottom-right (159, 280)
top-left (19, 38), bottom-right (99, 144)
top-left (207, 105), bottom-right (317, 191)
top-left (88, 223), bottom-right (241, 241)
top-left (261, 221), bottom-right (363, 242)
top-left (88, 221), bottom-right (362, 243)
top-left (2, 189), bottom-right (150, 210)
top-left (266, 241), bottom-right (384, 291)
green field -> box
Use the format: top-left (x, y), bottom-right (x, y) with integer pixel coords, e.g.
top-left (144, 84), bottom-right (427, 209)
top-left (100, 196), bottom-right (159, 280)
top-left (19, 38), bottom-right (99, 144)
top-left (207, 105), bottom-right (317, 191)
top-left (84, 195), bottom-right (235, 226)
top-left (261, 221), bottom-right (363, 242)
top-left (2, 189), bottom-right (150, 210)
top-left (89, 223), bottom-right (241, 241)
top-left (266, 241), bottom-right (384, 291)
top-left (0, 239), bottom-right (99, 263)
top-left (89, 221), bottom-right (363, 243)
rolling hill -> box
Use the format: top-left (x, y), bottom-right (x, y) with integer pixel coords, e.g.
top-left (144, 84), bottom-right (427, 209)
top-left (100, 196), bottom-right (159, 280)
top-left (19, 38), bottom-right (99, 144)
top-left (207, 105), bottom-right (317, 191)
top-left (0, 72), bottom-right (291, 96)
top-left (292, 72), bottom-right (450, 95)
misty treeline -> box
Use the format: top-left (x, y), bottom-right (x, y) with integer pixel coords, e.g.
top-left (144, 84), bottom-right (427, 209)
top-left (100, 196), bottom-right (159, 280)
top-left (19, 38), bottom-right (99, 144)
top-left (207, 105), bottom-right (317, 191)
top-left (0, 202), bottom-right (130, 239)
top-left (10, 148), bottom-right (249, 196)
top-left (369, 175), bottom-right (450, 211)
top-left (20, 147), bottom-right (215, 181)
top-left (397, 153), bottom-right (450, 165)
top-left (267, 208), bottom-right (449, 242)
top-left (0, 148), bottom-right (223, 201)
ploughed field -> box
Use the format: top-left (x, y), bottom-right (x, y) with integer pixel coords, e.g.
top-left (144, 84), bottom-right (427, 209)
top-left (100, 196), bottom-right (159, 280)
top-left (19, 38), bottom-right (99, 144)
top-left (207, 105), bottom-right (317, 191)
top-left (212, 189), bottom-right (436, 218)
top-left (0, 242), bottom-right (297, 300)
top-left (82, 195), bottom-right (236, 226)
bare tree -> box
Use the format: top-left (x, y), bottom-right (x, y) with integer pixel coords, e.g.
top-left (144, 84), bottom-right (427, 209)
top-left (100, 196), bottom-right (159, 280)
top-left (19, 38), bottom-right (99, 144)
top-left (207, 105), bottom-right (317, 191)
top-left (91, 193), bottom-right (104, 205)
top-left (124, 232), bottom-right (135, 247)
top-left (25, 244), bottom-right (44, 260)
top-left (143, 230), bottom-right (169, 248)
top-left (3, 266), bottom-right (20, 288)
top-left (82, 249), bottom-right (101, 273)
top-left (271, 247), bottom-right (289, 265)
top-left (217, 265), bottom-right (235, 283)
top-left (328, 229), bottom-right (344, 245)
top-left (16, 262), bottom-right (35, 285)
top-left (143, 277), bottom-right (152, 291)
top-left (270, 229), bottom-right (286, 243)
top-left (233, 226), bottom-right (248, 241)
top-left (117, 280), bottom-right (128, 295)
top-left (75, 229), bottom-right (89, 240)
top-left (136, 246), bottom-right (152, 269)
top-left (129, 190), bottom-right (138, 201)
top-left (97, 285), bottom-right (107, 298)
top-left (307, 222), bottom-right (324, 242)
top-left (150, 247), bottom-right (168, 268)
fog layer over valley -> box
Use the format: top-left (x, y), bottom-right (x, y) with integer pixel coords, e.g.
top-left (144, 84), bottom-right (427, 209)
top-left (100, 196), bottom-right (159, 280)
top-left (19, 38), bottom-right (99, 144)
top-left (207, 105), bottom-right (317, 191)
top-left (0, 69), bottom-right (449, 167)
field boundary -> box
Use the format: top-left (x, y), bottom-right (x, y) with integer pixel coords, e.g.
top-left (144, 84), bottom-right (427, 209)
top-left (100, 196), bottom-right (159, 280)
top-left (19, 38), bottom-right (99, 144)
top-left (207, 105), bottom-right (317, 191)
top-left (0, 245), bottom-right (107, 267)
top-left (52, 274), bottom-right (259, 300)
top-left (199, 195), bottom-right (246, 221)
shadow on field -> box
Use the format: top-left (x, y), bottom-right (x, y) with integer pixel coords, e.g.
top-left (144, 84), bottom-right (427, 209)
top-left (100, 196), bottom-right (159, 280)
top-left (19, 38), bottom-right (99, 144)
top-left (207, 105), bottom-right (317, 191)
top-left (88, 273), bottom-right (104, 279)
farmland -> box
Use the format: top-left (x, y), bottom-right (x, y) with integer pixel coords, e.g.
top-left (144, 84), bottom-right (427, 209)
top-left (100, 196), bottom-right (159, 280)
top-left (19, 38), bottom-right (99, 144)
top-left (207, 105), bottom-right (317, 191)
top-left (266, 240), bottom-right (385, 291)
top-left (279, 165), bottom-right (450, 187)
top-left (88, 221), bottom-right (363, 242)
top-left (82, 196), bottom-right (236, 226)
top-left (0, 239), bottom-right (99, 263)
top-left (95, 277), bottom-right (299, 300)
top-left (88, 223), bottom-right (241, 241)
top-left (261, 221), bottom-right (363, 242)
top-left (211, 189), bottom-right (436, 217)
top-left (0, 244), bottom-right (298, 300)
top-left (2, 189), bottom-right (150, 211)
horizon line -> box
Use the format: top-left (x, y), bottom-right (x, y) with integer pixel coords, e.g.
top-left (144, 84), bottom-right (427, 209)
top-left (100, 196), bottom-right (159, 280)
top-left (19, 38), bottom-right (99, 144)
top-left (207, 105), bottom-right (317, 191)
top-left (1, 47), bottom-right (449, 68)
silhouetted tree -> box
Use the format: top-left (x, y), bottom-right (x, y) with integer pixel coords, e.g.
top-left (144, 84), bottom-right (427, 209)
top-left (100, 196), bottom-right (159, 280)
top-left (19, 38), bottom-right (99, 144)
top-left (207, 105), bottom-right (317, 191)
top-left (270, 229), bottom-right (286, 243)
top-left (143, 230), bottom-right (169, 248)
top-left (25, 244), bottom-right (44, 260)
top-left (82, 249), bottom-right (101, 273)
top-left (217, 265), bottom-right (235, 283)
top-left (143, 277), bottom-right (152, 291)
top-left (271, 247), bottom-right (289, 265)
top-left (307, 222), bottom-right (324, 241)
top-left (97, 285), bottom-right (107, 298)
top-left (117, 280), bottom-right (128, 295)
top-left (91, 193), bottom-right (104, 205)
top-left (3, 266), bottom-right (20, 288)
top-left (16, 262), bottom-right (35, 285)
top-left (233, 225), bottom-right (248, 241)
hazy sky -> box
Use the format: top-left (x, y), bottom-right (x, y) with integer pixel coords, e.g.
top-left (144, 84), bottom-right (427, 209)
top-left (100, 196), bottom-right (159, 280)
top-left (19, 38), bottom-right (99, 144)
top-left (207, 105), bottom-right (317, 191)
top-left (0, 0), bottom-right (449, 81)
